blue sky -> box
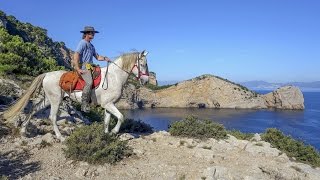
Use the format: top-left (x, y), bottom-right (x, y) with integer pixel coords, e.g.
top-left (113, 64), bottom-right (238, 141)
top-left (1, 0), bottom-right (319, 83)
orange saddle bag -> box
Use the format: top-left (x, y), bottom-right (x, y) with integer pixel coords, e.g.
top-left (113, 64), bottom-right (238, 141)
top-left (59, 71), bottom-right (79, 92)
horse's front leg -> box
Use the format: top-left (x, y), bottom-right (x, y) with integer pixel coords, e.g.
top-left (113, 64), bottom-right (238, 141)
top-left (104, 103), bottom-right (124, 134)
top-left (104, 110), bottom-right (111, 133)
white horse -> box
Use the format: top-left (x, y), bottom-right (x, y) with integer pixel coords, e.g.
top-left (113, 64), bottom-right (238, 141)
top-left (3, 51), bottom-right (149, 141)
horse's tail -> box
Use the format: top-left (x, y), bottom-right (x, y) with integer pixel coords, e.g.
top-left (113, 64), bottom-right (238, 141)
top-left (3, 74), bottom-right (46, 124)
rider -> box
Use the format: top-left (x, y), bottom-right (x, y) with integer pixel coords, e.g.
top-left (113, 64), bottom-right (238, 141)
top-left (73, 26), bottom-right (111, 112)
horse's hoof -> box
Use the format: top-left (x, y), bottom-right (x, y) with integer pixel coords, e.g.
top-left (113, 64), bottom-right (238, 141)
top-left (111, 129), bottom-right (119, 135)
top-left (20, 129), bottom-right (27, 137)
top-left (58, 136), bottom-right (66, 142)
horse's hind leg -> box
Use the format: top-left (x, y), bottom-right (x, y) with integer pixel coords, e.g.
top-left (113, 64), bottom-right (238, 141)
top-left (20, 115), bottom-right (32, 136)
top-left (42, 71), bottom-right (66, 141)
top-left (21, 95), bottom-right (50, 136)
top-left (44, 88), bottom-right (64, 141)
top-left (104, 103), bottom-right (124, 134)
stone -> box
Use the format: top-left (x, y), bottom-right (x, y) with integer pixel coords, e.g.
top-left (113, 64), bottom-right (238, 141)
top-left (41, 133), bottom-right (55, 143)
top-left (245, 142), bottom-right (280, 157)
top-left (119, 133), bottom-right (136, 141)
top-left (276, 153), bottom-right (290, 163)
top-left (75, 168), bottom-right (88, 178)
top-left (251, 133), bottom-right (261, 141)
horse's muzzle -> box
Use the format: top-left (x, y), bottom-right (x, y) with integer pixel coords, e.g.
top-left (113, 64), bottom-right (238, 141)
top-left (139, 75), bottom-right (149, 85)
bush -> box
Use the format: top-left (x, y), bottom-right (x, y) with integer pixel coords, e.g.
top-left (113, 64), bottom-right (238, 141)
top-left (63, 123), bottom-right (132, 164)
top-left (119, 119), bottom-right (153, 133)
top-left (261, 128), bottom-right (320, 167)
top-left (228, 130), bottom-right (254, 140)
top-left (145, 83), bottom-right (173, 90)
top-left (72, 101), bottom-right (153, 133)
top-left (169, 116), bottom-right (227, 140)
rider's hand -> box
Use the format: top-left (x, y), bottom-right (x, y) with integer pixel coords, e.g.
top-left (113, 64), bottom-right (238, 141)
top-left (104, 57), bottom-right (112, 62)
top-left (77, 69), bottom-right (86, 74)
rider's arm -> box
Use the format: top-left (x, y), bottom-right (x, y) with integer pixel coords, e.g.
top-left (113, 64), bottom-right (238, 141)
top-left (73, 52), bottom-right (84, 74)
top-left (74, 41), bottom-right (86, 74)
top-left (96, 54), bottom-right (111, 62)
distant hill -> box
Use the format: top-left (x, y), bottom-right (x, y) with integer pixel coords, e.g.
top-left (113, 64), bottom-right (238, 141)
top-left (0, 10), bottom-right (73, 77)
top-left (240, 81), bottom-right (320, 91)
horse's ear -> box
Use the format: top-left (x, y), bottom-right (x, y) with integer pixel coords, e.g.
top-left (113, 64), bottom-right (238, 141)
top-left (143, 50), bottom-right (149, 56)
top-left (139, 50), bottom-right (148, 58)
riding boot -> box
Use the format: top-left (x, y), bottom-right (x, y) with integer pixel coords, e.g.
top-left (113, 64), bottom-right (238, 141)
top-left (81, 93), bottom-right (91, 113)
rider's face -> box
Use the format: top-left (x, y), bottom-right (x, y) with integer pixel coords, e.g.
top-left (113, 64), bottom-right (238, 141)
top-left (86, 32), bottom-right (95, 40)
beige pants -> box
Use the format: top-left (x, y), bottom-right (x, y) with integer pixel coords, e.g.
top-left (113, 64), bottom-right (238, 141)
top-left (80, 70), bottom-right (93, 104)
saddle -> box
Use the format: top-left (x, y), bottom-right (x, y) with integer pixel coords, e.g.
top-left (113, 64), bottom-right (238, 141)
top-left (59, 66), bottom-right (102, 92)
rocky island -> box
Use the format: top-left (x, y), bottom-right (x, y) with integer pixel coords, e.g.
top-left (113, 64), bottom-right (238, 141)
top-left (117, 74), bottom-right (305, 110)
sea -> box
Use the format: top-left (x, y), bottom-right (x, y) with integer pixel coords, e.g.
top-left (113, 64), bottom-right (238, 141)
top-left (122, 90), bottom-right (320, 150)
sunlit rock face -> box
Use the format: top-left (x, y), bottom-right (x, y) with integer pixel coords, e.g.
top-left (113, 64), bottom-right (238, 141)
top-left (262, 86), bottom-right (304, 110)
top-left (148, 72), bottom-right (157, 86)
top-left (0, 16), bottom-right (7, 29)
top-left (117, 75), bottom-right (304, 110)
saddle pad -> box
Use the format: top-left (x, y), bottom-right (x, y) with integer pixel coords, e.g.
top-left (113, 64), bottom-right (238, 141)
top-left (74, 66), bottom-right (102, 91)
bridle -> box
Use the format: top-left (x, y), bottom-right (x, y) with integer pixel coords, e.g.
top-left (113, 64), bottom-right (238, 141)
top-left (130, 56), bottom-right (149, 80)
top-left (102, 54), bottom-right (149, 89)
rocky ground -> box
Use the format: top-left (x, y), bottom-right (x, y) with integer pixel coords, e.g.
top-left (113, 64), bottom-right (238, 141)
top-left (0, 78), bottom-right (317, 180)
top-left (1, 129), bottom-right (320, 180)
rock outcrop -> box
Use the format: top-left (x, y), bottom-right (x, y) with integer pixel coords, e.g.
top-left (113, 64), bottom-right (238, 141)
top-left (0, 16), bottom-right (7, 29)
top-left (116, 84), bottom-right (139, 109)
top-left (116, 75), bottom-right (305, 110)
top-left (0, 78), bottom-right (24, 111)
top-left (262, 86), bottom-right (305, 109)
top-left (148, 72), bottom-right (157, 86)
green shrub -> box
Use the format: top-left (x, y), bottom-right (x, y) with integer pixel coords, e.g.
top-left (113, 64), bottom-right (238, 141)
top-left (119, 119), bottom-right (153, 133)
top-left (72, 101), bottom-right (153, 133)
top-left (71, 102), bottom-right (105, 122)
top-left (145, 83), bottom-right (173, 90)
top-left (127, 77), bottom-right (173, 90)
top-left (228, 130), bottom-right (254, 140)
top-left (63, 123), bottom-right (132, 164)
top-left (261, 128), bottom-right (320, 167)
top-left (0, 12), bottom-right (69, 77)
top-left (169, 116), bottom-right (227, 140)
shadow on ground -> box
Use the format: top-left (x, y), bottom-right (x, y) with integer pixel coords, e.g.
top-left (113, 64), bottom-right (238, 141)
top-left (0, 150), bottom-right (40, 179)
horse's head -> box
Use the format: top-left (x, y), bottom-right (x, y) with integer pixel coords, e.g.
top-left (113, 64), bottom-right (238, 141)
top-left (131, 50), bottom-right (149, 85)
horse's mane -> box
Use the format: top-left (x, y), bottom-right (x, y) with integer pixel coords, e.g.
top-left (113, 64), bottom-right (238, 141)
top-left (117, 52), bottom-right (139, 72)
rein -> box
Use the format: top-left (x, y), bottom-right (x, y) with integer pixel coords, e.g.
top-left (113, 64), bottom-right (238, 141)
top-left (102, 56), bottom-right (146, 90)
